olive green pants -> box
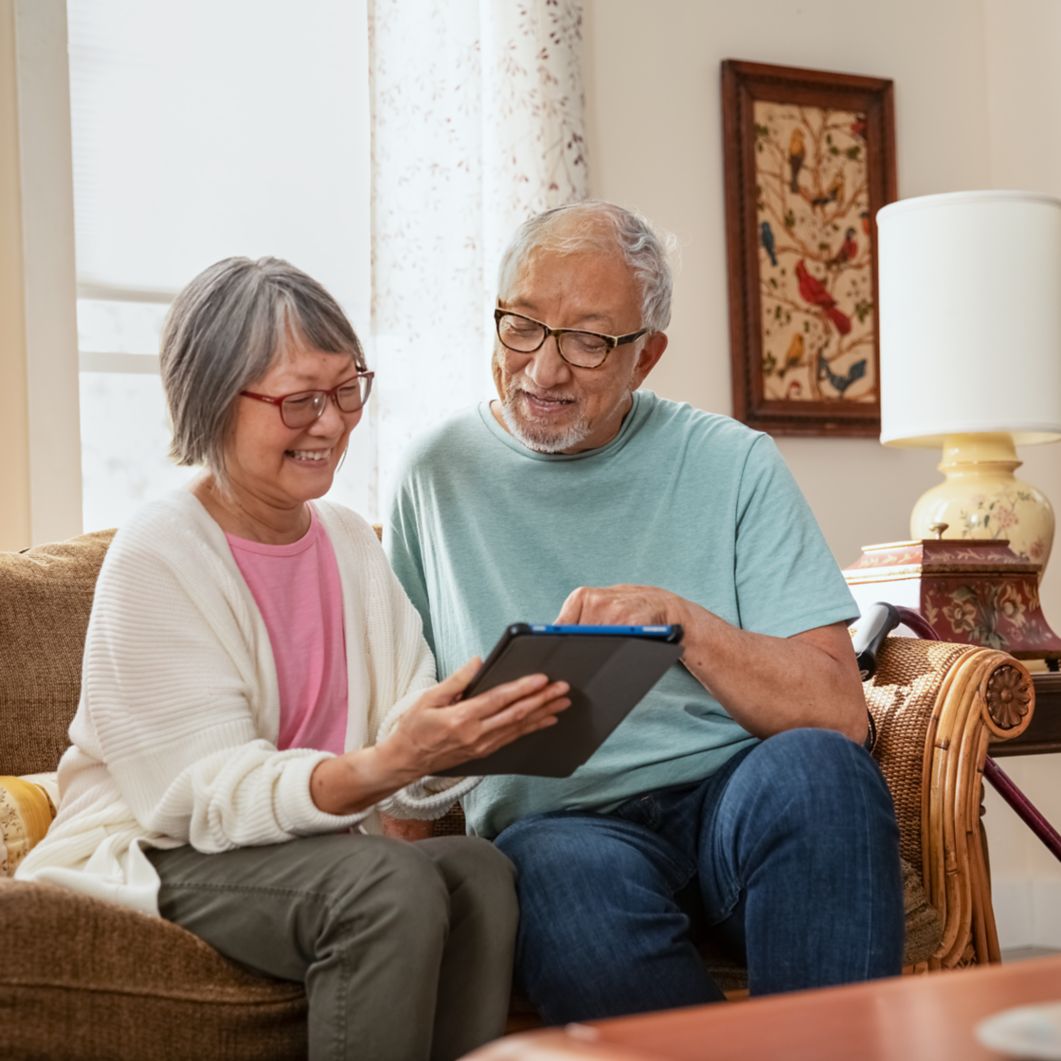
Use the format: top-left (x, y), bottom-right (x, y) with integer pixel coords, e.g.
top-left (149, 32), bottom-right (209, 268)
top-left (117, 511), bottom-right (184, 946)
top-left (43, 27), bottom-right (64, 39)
top-left (148, 832), bottom-right (517, 1061)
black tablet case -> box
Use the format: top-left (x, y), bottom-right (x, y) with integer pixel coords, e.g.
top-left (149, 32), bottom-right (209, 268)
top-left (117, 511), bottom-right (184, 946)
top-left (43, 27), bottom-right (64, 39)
top-left (435, 632), bottom-right (683, 778)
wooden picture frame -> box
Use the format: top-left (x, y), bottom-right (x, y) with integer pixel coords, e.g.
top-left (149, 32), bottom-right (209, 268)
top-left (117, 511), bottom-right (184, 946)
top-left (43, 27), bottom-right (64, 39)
top-left (721, 60), bottom-right (896, 436)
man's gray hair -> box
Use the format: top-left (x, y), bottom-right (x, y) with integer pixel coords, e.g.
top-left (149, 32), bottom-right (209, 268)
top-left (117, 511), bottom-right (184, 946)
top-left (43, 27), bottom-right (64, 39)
top-left (160, 256), bottom-right (365, 480)
top-left (497, 200), bottom-right (676, 332)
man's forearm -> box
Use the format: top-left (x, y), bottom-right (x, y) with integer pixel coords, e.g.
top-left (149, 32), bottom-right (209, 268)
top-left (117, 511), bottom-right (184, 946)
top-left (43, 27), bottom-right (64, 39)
top-left (554, 583), bottom-right (867, 743)
top-left (677, 603), bottom-right (867, 742)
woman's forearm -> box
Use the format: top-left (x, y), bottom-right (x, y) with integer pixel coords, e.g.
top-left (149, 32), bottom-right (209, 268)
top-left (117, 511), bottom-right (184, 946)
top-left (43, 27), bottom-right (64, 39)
top-left (309, 740), bottom-right (419, 816)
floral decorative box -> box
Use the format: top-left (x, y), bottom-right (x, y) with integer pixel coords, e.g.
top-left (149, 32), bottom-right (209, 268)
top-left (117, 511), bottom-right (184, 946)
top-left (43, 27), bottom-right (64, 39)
top-left (843, 539), bottom-right (1061, 661)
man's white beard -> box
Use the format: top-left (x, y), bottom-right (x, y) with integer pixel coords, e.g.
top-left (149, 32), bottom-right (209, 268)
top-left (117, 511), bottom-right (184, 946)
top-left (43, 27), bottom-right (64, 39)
top-left (499, 389), bottom-right (591, 454)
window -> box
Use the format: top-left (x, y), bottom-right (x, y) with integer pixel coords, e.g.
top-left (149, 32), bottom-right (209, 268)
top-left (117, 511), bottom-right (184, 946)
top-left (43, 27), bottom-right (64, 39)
top-left (67, 0), bottom-right (374, 529)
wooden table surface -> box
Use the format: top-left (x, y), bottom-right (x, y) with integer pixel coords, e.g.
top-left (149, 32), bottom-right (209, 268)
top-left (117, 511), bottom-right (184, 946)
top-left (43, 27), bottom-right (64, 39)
top-left (467, 956), bottom-right (1061, 1060)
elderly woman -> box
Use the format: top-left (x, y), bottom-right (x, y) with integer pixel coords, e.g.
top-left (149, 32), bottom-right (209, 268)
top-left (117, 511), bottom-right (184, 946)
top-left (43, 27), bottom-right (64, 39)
top-left (17, 257), bottom-right (570, 1060)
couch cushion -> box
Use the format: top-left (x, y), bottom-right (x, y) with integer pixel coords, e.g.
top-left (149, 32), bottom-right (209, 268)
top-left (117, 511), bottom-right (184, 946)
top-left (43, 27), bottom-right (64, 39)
top-left (0, 530), bottom-right (114, 776)
top-left (0, 877), bottom-right (306, 1060)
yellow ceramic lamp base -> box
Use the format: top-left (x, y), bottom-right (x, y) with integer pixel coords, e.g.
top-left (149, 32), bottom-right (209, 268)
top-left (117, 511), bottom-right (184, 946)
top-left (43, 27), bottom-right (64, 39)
top-left (911, 433), bottom-right (1055, 572)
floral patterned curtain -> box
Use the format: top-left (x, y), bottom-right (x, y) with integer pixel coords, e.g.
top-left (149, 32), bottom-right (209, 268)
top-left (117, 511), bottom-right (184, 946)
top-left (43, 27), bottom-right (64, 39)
top-left (368, 0), bottom-right (588, 505)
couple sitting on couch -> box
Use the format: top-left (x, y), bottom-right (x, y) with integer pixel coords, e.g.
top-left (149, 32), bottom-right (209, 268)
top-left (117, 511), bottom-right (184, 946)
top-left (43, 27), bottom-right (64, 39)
top-left (17, 200), bottom-right (904, 1060)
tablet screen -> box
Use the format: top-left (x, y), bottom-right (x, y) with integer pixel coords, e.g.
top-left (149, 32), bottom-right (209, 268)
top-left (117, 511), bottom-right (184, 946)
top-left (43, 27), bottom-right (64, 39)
top-left (435, 623), bottom-right (684, 778)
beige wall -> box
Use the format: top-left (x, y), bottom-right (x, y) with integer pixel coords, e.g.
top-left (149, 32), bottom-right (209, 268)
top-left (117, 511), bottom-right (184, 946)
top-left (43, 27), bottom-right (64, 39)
top-left (583, 0), bottom-right (1061, 949)
top-left (0, 0), bottom-right (30, 551)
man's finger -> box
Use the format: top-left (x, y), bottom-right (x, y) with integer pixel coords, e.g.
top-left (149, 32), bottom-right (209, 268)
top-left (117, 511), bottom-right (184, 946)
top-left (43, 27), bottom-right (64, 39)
top-left (554, 587), bottom-right (586, 625)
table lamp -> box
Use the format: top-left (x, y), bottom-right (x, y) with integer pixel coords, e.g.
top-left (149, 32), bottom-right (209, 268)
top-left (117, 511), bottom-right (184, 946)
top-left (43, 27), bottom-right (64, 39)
top-left (876, 190), bottom-right (1061, 575)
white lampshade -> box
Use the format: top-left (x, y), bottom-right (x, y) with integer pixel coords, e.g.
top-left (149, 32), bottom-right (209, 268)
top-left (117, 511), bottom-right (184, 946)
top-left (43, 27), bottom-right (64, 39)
top-left (877, 190), bottom-right (1061, 447)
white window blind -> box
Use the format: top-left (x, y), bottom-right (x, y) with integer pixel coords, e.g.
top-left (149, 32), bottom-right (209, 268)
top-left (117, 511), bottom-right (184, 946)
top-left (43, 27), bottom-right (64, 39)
top-left (67, 0), bottom-right (374, 531)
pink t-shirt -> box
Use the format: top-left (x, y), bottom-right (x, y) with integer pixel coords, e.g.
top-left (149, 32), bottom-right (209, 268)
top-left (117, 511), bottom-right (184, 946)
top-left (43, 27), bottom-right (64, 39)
top-left (226, 509), bottom-right (348, 755)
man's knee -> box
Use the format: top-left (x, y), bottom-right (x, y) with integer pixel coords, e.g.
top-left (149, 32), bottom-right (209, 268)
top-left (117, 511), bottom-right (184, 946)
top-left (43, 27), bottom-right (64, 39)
top-left (736, 728), bottom-right (896, 840)
top-left (761, 725), bottom-right (860, 761)
top-left (761, 727), bottom-right (888, 794)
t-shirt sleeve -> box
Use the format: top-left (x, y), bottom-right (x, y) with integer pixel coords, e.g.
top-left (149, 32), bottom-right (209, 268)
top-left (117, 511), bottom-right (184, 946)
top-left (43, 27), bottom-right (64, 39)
top-left (733, 433), bottom-right (858, 638)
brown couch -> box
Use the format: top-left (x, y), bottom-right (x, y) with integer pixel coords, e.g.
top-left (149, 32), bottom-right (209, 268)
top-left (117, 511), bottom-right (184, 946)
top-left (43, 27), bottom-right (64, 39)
top-left (0, 530), bottom-right (1037, 1059)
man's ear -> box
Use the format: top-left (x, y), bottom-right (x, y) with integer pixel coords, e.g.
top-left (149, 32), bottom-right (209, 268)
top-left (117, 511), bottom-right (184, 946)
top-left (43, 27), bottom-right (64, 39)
top-left (491, 349), bottom-right (507, 400)
top-left (633, 331), bottom-right (668, 387)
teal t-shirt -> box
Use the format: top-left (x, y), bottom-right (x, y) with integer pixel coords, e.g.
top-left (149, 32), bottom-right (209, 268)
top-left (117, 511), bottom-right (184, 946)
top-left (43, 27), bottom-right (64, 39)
top-left (386, 391), bottom-right (857, 838)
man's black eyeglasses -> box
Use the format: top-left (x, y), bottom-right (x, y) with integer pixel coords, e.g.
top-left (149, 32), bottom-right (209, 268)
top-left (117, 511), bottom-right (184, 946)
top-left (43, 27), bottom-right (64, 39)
top-left (494, 309), bottom-right (648, 370)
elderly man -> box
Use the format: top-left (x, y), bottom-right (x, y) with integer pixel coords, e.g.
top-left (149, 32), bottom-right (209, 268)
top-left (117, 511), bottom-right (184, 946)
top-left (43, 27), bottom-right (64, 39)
top-left (386, 200), bottom-right (903, 1024)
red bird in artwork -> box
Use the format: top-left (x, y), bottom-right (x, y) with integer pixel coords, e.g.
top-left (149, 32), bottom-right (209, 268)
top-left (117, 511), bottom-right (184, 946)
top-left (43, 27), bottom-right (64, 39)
top-left (795, 259), bottom-right (852, 335)
top-left (827, 227), bottom-right (858, 267)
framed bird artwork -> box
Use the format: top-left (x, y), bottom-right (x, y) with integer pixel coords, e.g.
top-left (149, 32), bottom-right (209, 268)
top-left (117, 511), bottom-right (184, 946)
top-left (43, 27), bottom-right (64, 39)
top-left (721, 59), bottom-right (896, 436)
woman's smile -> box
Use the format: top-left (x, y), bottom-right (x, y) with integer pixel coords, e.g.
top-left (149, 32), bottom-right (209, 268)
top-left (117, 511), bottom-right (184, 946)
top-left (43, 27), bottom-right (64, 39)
top-left (285, 446), bottom-right (334, 464)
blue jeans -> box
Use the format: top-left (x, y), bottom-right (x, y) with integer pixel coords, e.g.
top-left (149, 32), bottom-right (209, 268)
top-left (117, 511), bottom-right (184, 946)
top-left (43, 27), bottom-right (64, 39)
top-left (494, 728), bottom-right (904, 1024)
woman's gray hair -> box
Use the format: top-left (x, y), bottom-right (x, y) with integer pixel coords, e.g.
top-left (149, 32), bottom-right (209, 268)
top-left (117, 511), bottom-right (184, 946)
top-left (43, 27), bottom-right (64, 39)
top-left (160, 256), bottom-right (365, 480)
top-left (497, 200), bottom-right (676, 332)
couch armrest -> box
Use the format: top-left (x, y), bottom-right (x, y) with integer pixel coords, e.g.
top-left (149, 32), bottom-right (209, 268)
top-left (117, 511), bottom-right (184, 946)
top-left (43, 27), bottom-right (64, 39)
top-left (866, 638), bottom-right (1034, 969)
top-left (0, 876), bottom-right (306, 1059)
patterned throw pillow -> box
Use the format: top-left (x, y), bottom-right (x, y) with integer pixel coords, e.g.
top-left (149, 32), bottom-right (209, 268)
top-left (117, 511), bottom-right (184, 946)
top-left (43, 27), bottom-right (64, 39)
top-left (0, 774), bottom-right (57, 876)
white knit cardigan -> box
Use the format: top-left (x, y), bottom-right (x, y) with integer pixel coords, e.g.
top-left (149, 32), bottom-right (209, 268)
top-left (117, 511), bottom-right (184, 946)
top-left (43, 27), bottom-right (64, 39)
top-left (16, 490), bottom-right (474, 915)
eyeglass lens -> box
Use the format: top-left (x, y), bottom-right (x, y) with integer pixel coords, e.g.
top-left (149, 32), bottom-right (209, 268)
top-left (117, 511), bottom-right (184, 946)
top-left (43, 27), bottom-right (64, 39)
top-left (497, 314), bottom-right (609, 368)
top-left (280, 376), bottom-right (372, 428)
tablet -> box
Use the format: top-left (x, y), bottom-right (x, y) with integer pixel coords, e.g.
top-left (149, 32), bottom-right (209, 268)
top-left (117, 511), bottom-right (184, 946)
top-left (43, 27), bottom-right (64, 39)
top-left (435, 622), bottom-right (684, 778)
